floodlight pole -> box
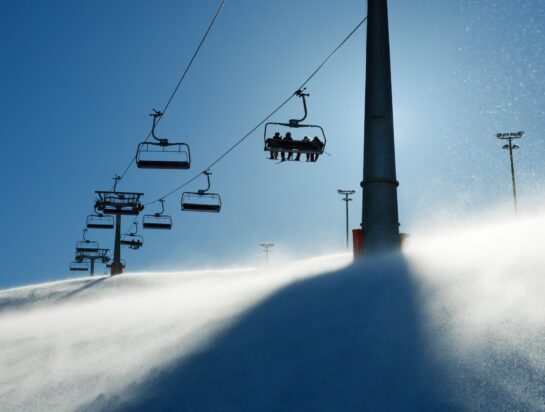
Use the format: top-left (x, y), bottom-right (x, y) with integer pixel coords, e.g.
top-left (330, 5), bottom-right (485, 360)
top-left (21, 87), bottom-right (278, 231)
top-left (338, 189), bottom-right (356, 250)
top-left (361, 0), bottom-right (400, 253)
top-left (496, 131), bottom-right (523, 213)
top-left (261, 243), bottom-right (274, 266)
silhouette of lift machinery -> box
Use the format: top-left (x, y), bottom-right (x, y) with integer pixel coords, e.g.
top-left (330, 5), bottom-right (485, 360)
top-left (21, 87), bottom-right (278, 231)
top-left (264, 89), bottom-right (326, 161)
top-left (94, 176), bottom-right (144, 275)
top-left (181, 170), bottom-right (222, 213)
top-left (142, 199), bottom-right (172, 230)
top-left (136, 109), bottom-right (191, 170)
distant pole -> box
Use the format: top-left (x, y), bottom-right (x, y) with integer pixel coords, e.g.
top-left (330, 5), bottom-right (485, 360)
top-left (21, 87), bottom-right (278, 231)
top-left (338, 190), bottom-right (356, 250)
top-left (261, 243), bottom-right (274, 266)
top-left (361, 0), bottom-right (401, 253)
top-left (90, 259), bottom-right (95, 276)
top-left (496, 131), bottom-right (523, 213)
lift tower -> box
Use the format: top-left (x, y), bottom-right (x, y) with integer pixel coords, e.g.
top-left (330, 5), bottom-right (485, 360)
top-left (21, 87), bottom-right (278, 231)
top-left (361, 0), bottom-right (400, 253)
top-left (95, 177), bottom-right (144, 275)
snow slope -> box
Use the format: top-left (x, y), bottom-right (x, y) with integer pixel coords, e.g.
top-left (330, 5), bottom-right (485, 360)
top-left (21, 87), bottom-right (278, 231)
top-left (1, 213), bottom-right (545, 411)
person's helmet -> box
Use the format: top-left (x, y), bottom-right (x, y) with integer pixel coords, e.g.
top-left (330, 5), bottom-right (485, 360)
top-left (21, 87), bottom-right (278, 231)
top-left (286, 132), bottom-right (292, 137)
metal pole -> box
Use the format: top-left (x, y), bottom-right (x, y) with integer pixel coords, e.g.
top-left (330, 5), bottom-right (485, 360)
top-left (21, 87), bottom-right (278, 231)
top-left (508, 138), bottom-right (518, 212)
top-left (345, 194), bottom-right (349, 249)
top-left (112, 214), bottom-right (122, 275)
top-left (261, 243), bottom-right (274, 266)
top-left (496, 131), bottom-right (522, 213)
top-left (90, 258), bottom-right (95, 276)
top-left (361, 0), bottom-right (401, 253)
top-left (338, 189), bottom-right (355, 250)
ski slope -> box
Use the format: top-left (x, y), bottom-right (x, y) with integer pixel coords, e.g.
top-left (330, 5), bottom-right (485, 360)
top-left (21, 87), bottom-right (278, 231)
top-left (1, 212), bottom-right (545, 411)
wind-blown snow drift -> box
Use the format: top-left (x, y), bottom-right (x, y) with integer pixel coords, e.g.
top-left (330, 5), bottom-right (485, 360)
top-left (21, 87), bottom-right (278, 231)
top-left (1, 212), bottom-right (544, 411)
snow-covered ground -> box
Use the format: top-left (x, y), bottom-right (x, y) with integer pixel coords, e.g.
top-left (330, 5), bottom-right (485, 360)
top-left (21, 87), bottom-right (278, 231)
top-left (1, 212), bottom-right (544, 411)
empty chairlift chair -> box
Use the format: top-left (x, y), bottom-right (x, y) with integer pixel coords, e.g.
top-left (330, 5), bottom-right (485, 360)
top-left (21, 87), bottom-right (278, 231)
top-left (142, 199), bottom-right (172, 230)
top-left (70, 261), bottom-right (89, 272)
top-left (181, 171), bottom-right (222, 213)
top-left (86, 213), bottom-right (114, 229)
top-left (264, 89), bottom-right (326, 162)
top-left (76, 229), bottom-right (99, 252)
top-left (136, 109), bottom-right (191, 170)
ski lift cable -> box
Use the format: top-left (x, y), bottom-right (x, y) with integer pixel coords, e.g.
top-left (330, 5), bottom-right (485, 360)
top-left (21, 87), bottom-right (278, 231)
top-left (144, 16), bottom-right (368, 207)
top-left (113, 0), bottom-right (229, 188)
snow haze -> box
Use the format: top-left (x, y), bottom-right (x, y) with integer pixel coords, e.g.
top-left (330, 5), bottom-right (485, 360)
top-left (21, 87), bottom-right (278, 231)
top-left (1, 209), bottom-right (545, 411)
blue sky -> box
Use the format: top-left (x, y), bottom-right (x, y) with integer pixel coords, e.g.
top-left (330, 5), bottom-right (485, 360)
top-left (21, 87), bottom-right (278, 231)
top-left (1, 0), bottom-right (544, 288)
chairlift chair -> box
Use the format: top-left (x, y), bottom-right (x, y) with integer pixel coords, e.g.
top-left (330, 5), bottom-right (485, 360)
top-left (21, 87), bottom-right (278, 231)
top-left (181, 171), bottom-right (222, 213)
top-left (120, 222), bottom-right (144, 250)
top-left (86, 213), bottom-right (114, 229)
top-left (136, 110), bottom-right (191, 170)
top-left (76, 240), bottom-right (99, 252)
top-left (120, 234), bottom-right (144, 250)
top-left (264, 89), bottom-right (326, 160)
top-left (142, 199), bottom-right (173, 230)
top-left (70, 261), bottom-right (89, 272)
top-left (76, 229), bottom-right (99, 252)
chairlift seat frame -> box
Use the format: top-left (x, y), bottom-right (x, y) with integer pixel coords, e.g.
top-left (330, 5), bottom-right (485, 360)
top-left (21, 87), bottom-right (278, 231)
top-left (142, 199), bottom-right (173, 229)
top-left (76, 240), bottom-right (100, 253)
top-left (136, 141), bottom-right (191, 170)
top-left (181, 192), bottom-right (222, 213)
top-left (142, 215), bottom-right (173, 230)
top-left (136, 110), bottom-right (191, 170)
top-left (264, 122), bottom-right (326, 155)
top-left (70, 261), bottom-right (89, 272)
top-left (86, 214), bottom-right (115, 229)
top-left (120, 234), bottom-right (144, 250)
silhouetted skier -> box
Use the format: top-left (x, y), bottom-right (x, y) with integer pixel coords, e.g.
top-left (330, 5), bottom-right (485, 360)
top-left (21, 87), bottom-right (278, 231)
top-left (270, 132), bottom-right (282, 160)
top-left (282, 132), bottom-right (293, 161)
top-left (311, 136), bottom-right (323, 162)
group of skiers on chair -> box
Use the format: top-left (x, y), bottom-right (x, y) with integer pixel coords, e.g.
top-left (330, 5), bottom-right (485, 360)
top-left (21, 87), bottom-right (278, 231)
top-left (267, 132), bottom-right (323, 162)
